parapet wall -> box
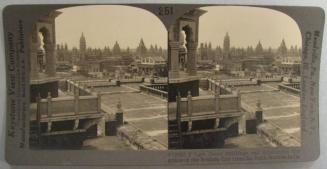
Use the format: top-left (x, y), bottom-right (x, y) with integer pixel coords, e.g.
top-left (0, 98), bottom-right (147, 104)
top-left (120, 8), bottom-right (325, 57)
top-left (37, 95), bottom-right (100, 117)
top-left (168, 90), bottom-right (241, 117)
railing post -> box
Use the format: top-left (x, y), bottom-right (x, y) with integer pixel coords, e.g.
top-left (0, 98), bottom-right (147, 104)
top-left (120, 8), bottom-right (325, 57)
top-left (176, 92), bottom-right (181, 123)
top-left (187, 91), bottom-right (192, 132)
top-left (214, 82), bottom-right (217, 93)
top-left (255, 100), bottom-right (263, 125)
top-left (237, 89), bottom-right (241, 111)
top-left (208, 80), bottom-right (212, 91)
top-left (219, 80), bottom-right (223, 94)
top-left (116, 100), bottom-right (124, 126)
top-left (73, 118), bottom-right (79, 130)
top-left (214, 88), bottom-right (220, 128)
top-left (91, 85), bottom-right (94, 92)
top-left (74, 86), bottom-right (79, 115)
top-left (67, 80), bottom-right (70, 93)
top-left (215, 88), bottom-right (220, 113)
top-left (36, 93), bottom-right (41, 140)
top-left (46, 92), bottom-right (52, 132)
top-left (97, 91), bottom-right (101, 113)
top-left (46, 92), bottom-right (52, 117)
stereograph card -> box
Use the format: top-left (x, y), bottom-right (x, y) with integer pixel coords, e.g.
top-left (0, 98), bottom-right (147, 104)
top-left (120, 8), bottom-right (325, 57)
top-left (1, 2), bottom-right (325, 166)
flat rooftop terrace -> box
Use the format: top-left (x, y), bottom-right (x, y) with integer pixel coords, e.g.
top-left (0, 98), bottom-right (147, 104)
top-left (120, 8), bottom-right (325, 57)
top-left (99, 84), bottom-right (168, 148)
top-left (235, 83), bottom-right (301, 141)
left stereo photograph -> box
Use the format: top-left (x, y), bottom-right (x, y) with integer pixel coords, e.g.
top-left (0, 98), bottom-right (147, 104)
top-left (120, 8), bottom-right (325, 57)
top-left (27, 5), bottom-right (168, 150)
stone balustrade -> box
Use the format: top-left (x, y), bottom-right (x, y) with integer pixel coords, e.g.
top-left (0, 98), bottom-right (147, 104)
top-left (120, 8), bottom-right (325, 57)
top-left (66, 80), bottom-right (93, 96)
top-left (278, 83), bottom-right (301, 95)
top-left (139, 84), bottom-right (168, 98)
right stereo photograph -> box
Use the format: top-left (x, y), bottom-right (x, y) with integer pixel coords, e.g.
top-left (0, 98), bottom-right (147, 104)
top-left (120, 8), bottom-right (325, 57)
top-left (167, 6), bottom-right (302, 149)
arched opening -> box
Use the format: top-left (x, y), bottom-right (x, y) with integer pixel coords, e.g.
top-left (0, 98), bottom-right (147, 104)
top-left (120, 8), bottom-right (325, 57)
top-left (37, 27), bottom-right (50, 73)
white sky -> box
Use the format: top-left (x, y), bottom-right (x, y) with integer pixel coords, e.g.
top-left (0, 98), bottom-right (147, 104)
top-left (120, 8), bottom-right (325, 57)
top-left (55, 5), bottom-right (301, 49)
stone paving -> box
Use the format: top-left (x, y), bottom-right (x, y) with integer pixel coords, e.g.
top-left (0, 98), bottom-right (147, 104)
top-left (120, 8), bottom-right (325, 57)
top-left (225, 134), bottom-right (273, 148)
top-left (83, 136), bottom-right (132, 150)
top-left (82, 81), bottom-right (300, 149)
top-left (98, 84), bottom-right (168, 149)
top-left (236, 83), bottom-right (301, 142)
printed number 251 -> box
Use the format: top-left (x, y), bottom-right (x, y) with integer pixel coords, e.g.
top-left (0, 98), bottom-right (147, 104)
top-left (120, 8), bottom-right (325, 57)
top-left (159, 7), bottom-right (173, 16)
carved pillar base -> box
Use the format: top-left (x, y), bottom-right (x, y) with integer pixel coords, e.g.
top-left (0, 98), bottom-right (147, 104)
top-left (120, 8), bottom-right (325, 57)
top-left (169, 41), bottom-right (180, 79)
top-left (186, 42), bottom-right (198, 76)
top-left (44, 43), bottom-right (56, 77)
top-left (30, 42), bottom-right (39, 79)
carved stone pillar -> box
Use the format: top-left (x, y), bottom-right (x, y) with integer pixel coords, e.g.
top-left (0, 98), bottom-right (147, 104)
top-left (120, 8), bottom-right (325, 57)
top-left (30, 42), bottom-right (39, 79)
top-left (44, 42), bottom-right (56, 76)
top-left (186, 41), bottom-right (198, 76)
top-left (169, 41), bottom-right (180, 78)
top-left (30, 25), bottom-right (39, 79)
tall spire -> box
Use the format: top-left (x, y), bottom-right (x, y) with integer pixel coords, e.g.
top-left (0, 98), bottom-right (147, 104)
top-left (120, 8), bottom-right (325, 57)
top-left (137, 38), bottom-right (147, 57)
top-left (223, 32), bottom-right (230, 54)
top-left (223, 32), bottom-right (230, 59)
top-left (278, 39), bottom-right (288, 57)
top-left (112, 41), bottom-right (121, 55)
top-left (255, 41), bottom-right (263, 54)
top-left (79, 32), bottom-right (86, 53)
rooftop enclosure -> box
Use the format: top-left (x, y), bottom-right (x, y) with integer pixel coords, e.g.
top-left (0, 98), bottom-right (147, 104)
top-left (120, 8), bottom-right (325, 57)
top-left (168, 9), bottom-right (207, 79)
top-left (30, 78), bottom-right (107, 148)
top-left (167, 9), bottom-right (207, 102)
top-left (168, 82), bottom-right (244, 149)
top-left (30, 11), bottom-right (62, 102)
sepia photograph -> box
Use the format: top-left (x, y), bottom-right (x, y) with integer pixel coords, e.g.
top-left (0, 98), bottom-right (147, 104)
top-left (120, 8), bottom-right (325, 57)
top-left (167, 6), bottom-right (302, 149)
top-left (3, 2), bottom-right (325, 166)
top-left (29, 5), bottom-right (303, 150)
top-left (29, 5), bottom-right (168, 150)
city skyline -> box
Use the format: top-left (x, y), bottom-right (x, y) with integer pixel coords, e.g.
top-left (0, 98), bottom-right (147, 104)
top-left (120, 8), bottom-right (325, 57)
top-left (57, 34), bottom-right (301, 51)
top-left (55, 5), bottom-right (301, 49)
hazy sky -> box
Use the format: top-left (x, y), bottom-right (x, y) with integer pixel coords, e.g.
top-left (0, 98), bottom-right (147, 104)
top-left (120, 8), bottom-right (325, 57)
top-left (56, 5), bottom-right (167, 49)
top-left (198, 6), bottom-right (302, 48)
top-left (55, 5), bottom-right (301, 49)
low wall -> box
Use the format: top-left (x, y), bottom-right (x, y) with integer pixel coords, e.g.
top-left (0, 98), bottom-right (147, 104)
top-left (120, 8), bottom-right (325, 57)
top-left (207, 79), bottom-right (234, 95)
top-left (117, 125), bottom-right (166, 150)
top-left (168, 93), bottom-right (240, 116)
top-left (66, 80), bottom-right (94, 96)
top-left (120, 78), bottom-right (144, 83)
top-left (139, 84), bottom-right (168, 98)
top-left (38, 95), bottom-right (100, 116)
top-left (278, 84), bottom-right (300, 95)
top-left (257, 122), bottom-right (300, 147)
top-left (258, 77), bottom-right (282, 83)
